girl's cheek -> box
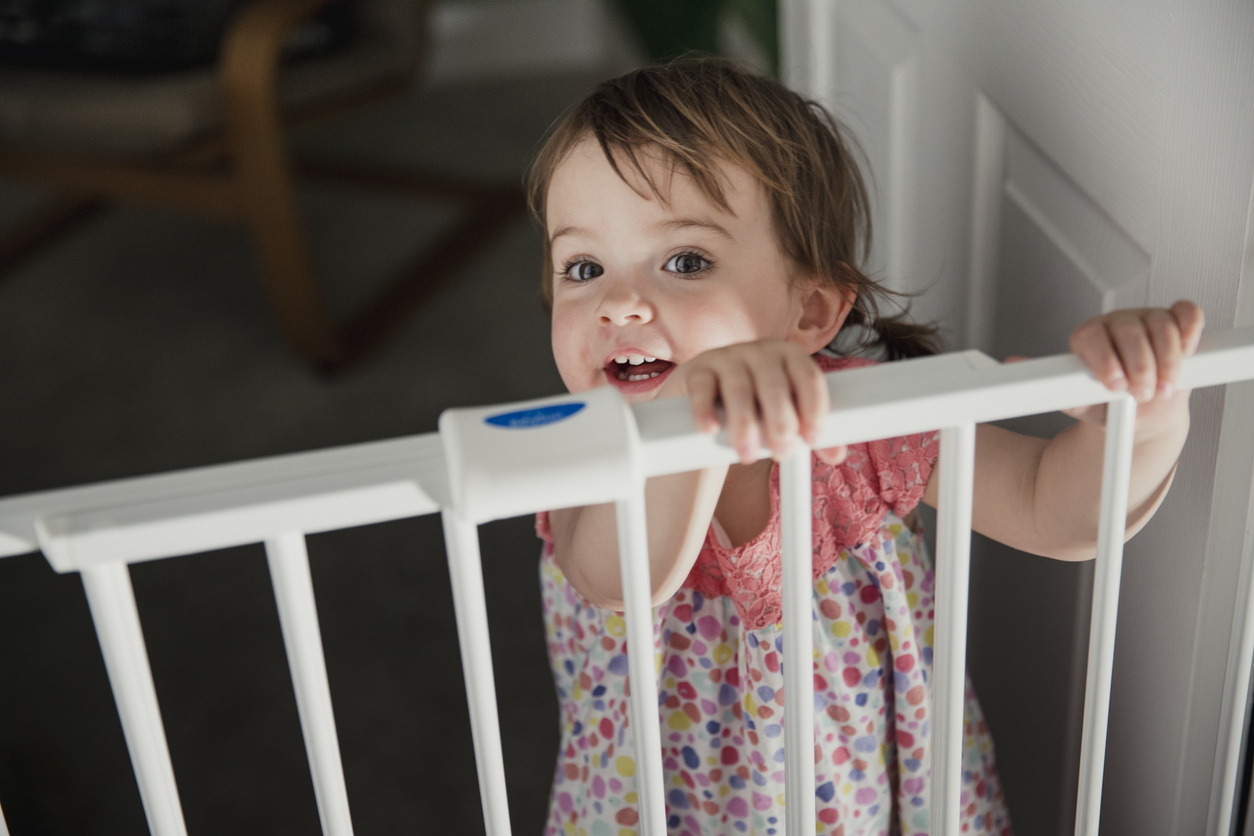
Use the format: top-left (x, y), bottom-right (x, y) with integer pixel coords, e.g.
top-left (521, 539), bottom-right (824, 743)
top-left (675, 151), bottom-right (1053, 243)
top-left (550, 311), bottom-right (594, 392)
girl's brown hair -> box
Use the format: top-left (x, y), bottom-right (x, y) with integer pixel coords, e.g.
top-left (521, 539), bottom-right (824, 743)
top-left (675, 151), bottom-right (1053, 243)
top-left (525, 56), bottom-right (939, 360)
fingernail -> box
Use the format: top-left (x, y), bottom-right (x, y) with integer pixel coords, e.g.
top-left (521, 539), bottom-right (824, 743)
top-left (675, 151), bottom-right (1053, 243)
top-left (1134, 386), bottom-right (1153, 402)
top-left (1159, 381), bottom-right (1174, 397)
top-left (1109, 375), bottom-right (1127, 391)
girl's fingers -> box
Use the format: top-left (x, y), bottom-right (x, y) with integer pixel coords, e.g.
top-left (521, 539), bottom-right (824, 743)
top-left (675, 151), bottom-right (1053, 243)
top-left (685, 367), bottom-right (722, 435)
top-left (747, 353), bottom-right (800, 459)
top-left (680, 341), bottom-right (872, 464)
top-left (1070, 303), bottom-right (1205, 402)
top-left (1171, 300), bottom-right (1205, 356)
top-left (1106, 313), bottom-right (1157, 401)
top-left (1070, 318), bottom-right (1128, 391)
top-left (785, 351), bottom-right (829, 446)
top-left (716, 364), bottom-right (761, 463)
top-left (1144, 308), bottom-right (1182, 396)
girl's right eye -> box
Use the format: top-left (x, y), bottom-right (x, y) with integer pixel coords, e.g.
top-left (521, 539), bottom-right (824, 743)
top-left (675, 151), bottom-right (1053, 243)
top-left (564, 260), bottom-right (604, 282)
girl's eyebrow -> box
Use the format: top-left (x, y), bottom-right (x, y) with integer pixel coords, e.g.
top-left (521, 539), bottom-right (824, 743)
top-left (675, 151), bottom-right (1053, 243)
top-left (549, 225), bottom-right (584, 246)
top-left (657, 217), bottom-right (735, 242)
top-left (549, 218), bottom-right (733, 246)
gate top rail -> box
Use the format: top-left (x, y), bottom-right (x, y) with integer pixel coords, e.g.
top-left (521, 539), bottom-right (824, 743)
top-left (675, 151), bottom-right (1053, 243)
top-left (3, 325), bottom-right (1252, 573)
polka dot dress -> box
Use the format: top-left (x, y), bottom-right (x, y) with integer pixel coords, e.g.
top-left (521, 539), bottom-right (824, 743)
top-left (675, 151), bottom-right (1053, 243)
top-left (537, 356), bottom-right (1012, 836)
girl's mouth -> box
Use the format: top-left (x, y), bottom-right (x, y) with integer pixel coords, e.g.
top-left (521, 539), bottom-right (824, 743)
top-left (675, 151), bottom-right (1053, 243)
top-left (603, 357), bottom-right (675, 393)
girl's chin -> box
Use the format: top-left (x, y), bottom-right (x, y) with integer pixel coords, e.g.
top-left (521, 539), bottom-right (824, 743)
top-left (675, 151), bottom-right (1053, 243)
top-left (603, 362), bottom-right (675, 397)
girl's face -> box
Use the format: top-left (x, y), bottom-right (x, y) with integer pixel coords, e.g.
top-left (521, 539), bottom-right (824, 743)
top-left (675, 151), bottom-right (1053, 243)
top-left (547, 140), bottom-right (808, 402)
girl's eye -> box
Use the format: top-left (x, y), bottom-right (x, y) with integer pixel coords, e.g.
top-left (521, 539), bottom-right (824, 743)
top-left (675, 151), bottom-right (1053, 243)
top-left (565, 260), bottom-right (604, 281)
top-left (665, 252), bottom-right (711, 275)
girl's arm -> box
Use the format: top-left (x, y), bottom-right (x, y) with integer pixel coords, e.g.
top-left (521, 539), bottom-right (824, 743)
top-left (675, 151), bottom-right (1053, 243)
top-left (921, 301), bottom-right (1204, 560)
top-left (548, 466), bottom-right (727, 611)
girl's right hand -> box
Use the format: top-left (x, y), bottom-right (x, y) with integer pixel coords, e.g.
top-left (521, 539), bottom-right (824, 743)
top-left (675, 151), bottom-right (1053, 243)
top-left (657, 340), bottom-right (847, 465)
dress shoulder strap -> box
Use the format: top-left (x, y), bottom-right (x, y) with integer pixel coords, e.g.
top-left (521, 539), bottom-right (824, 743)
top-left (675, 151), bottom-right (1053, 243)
top-left (810, 353), bottom-right (940, 553)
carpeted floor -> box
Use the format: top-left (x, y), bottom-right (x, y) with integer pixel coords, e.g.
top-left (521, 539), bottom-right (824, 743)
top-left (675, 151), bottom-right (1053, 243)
top-left (0, 69), bottom-right (617, 835)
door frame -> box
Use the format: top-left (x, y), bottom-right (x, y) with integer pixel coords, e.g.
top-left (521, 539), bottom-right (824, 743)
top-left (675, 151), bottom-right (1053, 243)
top-left (1189, 175), bottom-right (1254, 836)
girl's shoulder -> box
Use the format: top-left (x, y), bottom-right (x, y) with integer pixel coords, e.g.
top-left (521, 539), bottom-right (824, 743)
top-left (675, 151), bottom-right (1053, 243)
top-left (811, 352), bottom-right (940, 522)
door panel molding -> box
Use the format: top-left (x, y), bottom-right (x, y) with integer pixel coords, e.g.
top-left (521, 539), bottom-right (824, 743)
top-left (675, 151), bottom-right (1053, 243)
top-left (967, 93), bottom-right (1005, 353)
top-left (835, 0), bottom-right (919, 294)
top-left (1002, 129), bottom-right (1150, 313)
top-left (966, 96), bottom-right (1150, 356)
top-left (780, 0), bottom-right (837, 105)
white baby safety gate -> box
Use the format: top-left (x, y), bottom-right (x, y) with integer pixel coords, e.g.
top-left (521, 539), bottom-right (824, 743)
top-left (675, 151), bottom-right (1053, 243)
top-left (2, 329), bottom-right (1254, 836)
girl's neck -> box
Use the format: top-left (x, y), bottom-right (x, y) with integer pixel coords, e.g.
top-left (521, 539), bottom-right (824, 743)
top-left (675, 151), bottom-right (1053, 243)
top-left (713, 458), bottom-right (775, 548)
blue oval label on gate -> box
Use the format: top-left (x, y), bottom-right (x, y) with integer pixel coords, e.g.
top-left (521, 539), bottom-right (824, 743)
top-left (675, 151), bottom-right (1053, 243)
top-left (484, 402), bottom-right (585, 429)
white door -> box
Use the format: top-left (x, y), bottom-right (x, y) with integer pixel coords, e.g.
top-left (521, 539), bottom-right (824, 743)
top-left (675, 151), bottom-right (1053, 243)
top-left (782, 2), bottom-right (1254, 834)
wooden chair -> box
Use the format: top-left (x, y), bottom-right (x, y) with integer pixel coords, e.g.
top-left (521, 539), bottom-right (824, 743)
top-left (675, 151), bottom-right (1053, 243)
top-left (0, 0), bottom-right (525, 369)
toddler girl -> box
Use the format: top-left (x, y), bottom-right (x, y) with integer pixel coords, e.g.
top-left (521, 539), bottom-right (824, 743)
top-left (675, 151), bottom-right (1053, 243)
top-left (527, 58), bottom-right (1200, 836)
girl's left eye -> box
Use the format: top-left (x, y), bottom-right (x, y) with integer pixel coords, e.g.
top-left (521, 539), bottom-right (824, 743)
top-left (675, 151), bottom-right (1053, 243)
top-left (565, 260), bottom-right (604, 281)
top-left (664, 252), bottom-right (711, 275)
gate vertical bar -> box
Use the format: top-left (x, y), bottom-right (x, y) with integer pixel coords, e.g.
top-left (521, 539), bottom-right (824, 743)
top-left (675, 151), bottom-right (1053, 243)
top-left (80, 562), bottom-right (188, 836)
top-left (441, 511), bottom-right (513, 836)
top-left (1074, 394), bottom-right (1137, 836)
top-left (265, 532), bottom-right (354, 836)
top-left (930, 423), bottom-right (976, 836)
top-left (781, 446), bottom-right (816, 835)
top-left (615, 486), bottom-right (667, 836)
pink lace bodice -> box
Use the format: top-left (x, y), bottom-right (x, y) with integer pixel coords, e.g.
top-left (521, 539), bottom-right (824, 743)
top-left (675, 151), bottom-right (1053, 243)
top-left (535, 354), bottom-right (941, 631)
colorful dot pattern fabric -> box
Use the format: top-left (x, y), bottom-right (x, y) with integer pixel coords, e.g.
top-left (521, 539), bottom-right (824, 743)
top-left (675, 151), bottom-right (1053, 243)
top-left (538, 512), bottom-right (1011, 836)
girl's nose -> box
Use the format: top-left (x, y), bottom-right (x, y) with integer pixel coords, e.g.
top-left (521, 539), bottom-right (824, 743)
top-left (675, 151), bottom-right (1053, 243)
top-left (596, 277), bottom-right (654, 326)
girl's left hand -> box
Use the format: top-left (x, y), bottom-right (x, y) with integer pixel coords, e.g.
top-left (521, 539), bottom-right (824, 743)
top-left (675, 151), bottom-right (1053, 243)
top-left (1059, 300), bottom-right (1204, 431)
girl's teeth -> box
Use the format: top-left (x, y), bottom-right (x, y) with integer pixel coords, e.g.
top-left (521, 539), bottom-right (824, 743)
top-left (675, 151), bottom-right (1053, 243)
top-left (626, 372), bottom-right (660, 381)
top-left (612, 354), bottom-right (661, 366)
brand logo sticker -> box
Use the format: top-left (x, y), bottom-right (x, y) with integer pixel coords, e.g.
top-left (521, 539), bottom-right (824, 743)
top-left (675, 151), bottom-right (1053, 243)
top-left (484, 402), bottom-right (585, 428)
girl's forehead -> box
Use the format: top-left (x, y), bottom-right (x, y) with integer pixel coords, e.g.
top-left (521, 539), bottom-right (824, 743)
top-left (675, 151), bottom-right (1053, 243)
top-left (546, 139), bottom-right (761, 229)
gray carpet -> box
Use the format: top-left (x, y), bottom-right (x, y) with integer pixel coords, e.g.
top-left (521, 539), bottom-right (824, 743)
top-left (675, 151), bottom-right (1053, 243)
top-left (0, 70), bottom-right (613, 835)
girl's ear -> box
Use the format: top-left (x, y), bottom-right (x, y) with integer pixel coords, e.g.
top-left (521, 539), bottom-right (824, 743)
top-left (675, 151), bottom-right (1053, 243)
top-left (792, 277), bottom-right (857, 353)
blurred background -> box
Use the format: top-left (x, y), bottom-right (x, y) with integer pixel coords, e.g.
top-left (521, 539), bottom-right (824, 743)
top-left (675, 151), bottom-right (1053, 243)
top-left (2, 1), bottom-right (1251, 835)
top-left (0, 0), bottom-right (775, 833)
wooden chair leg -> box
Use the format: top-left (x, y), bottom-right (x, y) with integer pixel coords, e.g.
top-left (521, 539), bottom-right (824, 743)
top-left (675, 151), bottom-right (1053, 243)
top-left (295, 160), bottom-right (527, 368)
top-left (234, 160), bottom-right (346, 368)
top-left (0, 194), bottom-right (106, 282)
top-left (230, 136), bottom-right (346, 367)
top-left (223, 6), bottom-right (346, 368)
top-left (228, 109), bottom-right (529, 369)
top-left (337, 185), bottom-right (526, 367)
top-left (220, 0), bottom-right (527, 370)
